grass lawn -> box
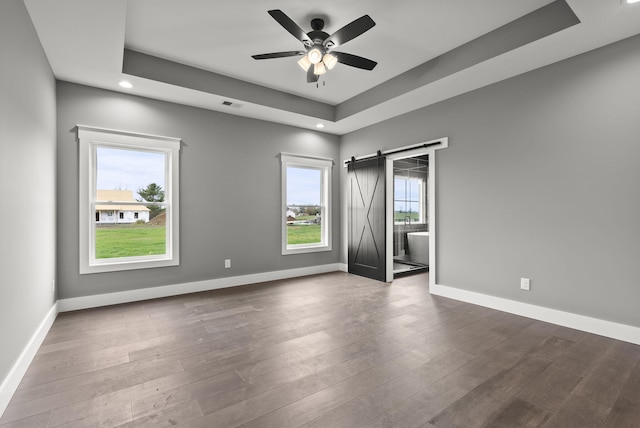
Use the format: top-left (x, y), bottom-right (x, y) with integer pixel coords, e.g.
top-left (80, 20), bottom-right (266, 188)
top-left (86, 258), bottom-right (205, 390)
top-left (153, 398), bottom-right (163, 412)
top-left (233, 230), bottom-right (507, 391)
top-left (287, 224), bottom-right (321, 245)
top-left (394, 211), bottom-right (420, 222)
top-left (96, 225), bottom-right (166, 258)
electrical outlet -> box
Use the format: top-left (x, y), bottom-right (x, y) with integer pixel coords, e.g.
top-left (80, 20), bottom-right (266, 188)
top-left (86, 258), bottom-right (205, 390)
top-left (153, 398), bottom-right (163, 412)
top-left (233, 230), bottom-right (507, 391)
top-left (520, 278), bottom-right (530, 291)
top-left (224, 259), bottom-right (231, 269)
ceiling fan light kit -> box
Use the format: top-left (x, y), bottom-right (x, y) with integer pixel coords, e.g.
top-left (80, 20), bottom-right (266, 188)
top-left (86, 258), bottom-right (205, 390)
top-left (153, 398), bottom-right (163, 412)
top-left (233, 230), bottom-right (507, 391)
top-left (252, 9), bottom-right (377, 83)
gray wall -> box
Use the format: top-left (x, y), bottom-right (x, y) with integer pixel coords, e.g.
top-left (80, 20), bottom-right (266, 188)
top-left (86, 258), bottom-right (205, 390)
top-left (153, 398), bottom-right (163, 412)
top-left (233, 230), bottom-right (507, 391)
top-left (57, 82), bottom-right (341, 299)
top-left (0, 0), bottom-right (57, 386)
top-left (340, 34), bottom-right (640, 327)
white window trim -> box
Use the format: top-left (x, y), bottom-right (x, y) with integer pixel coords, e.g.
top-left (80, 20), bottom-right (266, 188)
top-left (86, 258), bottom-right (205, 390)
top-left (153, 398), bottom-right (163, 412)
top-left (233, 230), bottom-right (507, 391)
top-left (281, 153), bottom-right (333, 255)
top-left (77, 125), bottom-right (181, 274)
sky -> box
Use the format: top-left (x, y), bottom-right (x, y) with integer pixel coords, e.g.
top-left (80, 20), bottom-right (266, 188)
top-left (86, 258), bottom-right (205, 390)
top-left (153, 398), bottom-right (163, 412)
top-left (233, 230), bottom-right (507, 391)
top-left (96, 147), bottom-right (165, 199)
top-left (287, 166), bottom-right (321, 206)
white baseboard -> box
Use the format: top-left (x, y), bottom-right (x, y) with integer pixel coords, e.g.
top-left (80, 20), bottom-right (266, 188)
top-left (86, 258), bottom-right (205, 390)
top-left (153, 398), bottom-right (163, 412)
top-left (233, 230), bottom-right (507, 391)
top-left (0, 303), bottom-right (58, 419)
top-left (430, 283), bottom-right (640, 346)
top-left (58, 263), bottom-right (342, 312)
top-left (338, 263), bottom-right (348, 272)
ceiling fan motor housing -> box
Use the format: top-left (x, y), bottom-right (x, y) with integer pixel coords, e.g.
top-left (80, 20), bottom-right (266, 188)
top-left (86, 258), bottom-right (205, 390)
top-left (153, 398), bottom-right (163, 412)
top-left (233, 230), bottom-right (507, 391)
top-left (306, 19), bottom-right (330, 65)
top-left (308, 34), bottom-right (329, 46)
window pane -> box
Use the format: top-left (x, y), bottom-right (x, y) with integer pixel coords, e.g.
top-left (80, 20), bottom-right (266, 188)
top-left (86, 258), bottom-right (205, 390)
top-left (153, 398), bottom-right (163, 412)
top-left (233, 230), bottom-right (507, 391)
top-left (394, 176), bottom-right (424, 223)
top-left (95, 205), bottom-right (167, 259)
top-left (394, 178), bottom-right (406, 199)
top-left (95, 147), bottom-right (167, 259)
top-left (286, 167), bottom-right (322, 246)
top-left (287, 205), bottom-right (321, 245)
top-left (408, 179), bottom-right (421, 201)
top-left (96, 147), bottom-right (165, 195)
top-left (394, 201), bottom-right (407, 222)
top-left (408, 202), bottom-right (420, 223)
top-left (287, 167), bottom-right (321, 206)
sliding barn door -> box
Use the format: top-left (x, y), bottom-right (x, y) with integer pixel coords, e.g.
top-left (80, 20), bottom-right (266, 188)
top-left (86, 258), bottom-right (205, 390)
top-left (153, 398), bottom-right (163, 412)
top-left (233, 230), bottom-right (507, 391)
top-left (348, 157), bottom-right (386, 281)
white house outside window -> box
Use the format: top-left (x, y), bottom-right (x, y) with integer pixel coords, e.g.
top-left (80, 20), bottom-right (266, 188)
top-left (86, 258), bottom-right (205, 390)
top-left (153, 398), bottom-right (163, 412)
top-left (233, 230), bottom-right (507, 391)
top-left (281, 153), bottom-right (332, 255)
top-left (78, 125), bottom-right (181, 274)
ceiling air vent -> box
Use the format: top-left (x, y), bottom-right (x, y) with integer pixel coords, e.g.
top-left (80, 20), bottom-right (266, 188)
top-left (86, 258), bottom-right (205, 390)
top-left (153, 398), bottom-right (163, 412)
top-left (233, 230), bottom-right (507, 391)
top-left (222, 100), bottom-right (242, 108)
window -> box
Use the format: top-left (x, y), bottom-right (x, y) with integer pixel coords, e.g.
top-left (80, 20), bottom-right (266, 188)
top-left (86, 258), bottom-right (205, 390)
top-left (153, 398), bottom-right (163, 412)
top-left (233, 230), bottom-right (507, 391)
top-left (394, 176), bottom-right (424, 224)
top-left (78, 126), bottom-right (181, 274)
top-left (281, 153), bottom-right (332, 254)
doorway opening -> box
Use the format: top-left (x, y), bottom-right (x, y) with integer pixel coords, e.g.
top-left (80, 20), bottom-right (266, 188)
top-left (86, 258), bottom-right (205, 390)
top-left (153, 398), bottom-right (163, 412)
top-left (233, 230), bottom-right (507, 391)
top-left (383, 138), bottom-right (447, 284)
top-left (392, 155), bottom-right (429, 277)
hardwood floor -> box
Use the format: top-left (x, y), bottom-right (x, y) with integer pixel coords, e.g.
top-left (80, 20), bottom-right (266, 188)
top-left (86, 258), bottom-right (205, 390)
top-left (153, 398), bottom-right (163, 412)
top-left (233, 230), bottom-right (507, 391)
top-left (2, 271), bottom-right (640, 427)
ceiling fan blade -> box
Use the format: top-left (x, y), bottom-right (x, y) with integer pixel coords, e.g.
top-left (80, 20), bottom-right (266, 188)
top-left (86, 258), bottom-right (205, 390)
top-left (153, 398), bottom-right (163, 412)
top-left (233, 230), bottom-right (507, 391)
top-left (323, 15), bottom-right (375, 48)
top-left (268, 10), bottom-right (312, 46)
top-left (307, 67), bottom-right (319, 83)
top-left (334, 52), bottom-right (377, 70)
top-left (252, 51), bottom-right (305, 60)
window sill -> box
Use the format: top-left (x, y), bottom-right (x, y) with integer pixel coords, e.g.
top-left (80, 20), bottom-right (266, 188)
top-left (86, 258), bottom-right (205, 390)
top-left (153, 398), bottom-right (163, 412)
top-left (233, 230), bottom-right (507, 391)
top-left (80, 256), bottom-right (179, 274)
top-left (282, 244), bottom-right (332, 255)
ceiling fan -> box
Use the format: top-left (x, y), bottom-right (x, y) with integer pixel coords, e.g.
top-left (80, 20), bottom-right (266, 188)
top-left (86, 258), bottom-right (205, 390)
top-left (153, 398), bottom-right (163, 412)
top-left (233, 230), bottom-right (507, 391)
top-left (252, 10), bottom-right (377, 83)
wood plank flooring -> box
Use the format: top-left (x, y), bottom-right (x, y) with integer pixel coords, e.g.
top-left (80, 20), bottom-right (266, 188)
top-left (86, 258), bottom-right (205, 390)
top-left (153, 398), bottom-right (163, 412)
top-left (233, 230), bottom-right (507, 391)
top-left (2, 271), bottom-right (640, 427)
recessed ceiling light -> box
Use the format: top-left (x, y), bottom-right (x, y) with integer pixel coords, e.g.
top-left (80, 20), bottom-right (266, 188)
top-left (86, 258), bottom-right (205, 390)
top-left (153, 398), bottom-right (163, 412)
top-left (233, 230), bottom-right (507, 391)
top-left (623, 0), bottom-right (640, 4)
top-left (118, 80), bottom-right (133, 89)
top-left (316, 123), bottom-right (325, 129)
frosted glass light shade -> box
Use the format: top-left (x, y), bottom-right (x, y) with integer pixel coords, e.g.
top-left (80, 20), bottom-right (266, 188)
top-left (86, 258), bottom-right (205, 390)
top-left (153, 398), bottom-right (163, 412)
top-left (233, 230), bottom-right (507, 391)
top-left (314, 62), bottom-right (327, 75)
top-left (323, 53), bottom-right (338, 70)
top-left (308, 48), bottom-right (323, 64)
top-left (297, 56), bottom-right (311, 71)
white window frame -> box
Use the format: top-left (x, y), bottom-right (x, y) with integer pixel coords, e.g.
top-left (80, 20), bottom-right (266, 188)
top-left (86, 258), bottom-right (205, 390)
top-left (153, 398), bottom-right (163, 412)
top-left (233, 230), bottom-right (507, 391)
top-left (78, 125), bottom-right (181, 274)
top-left (281, 153), bottom-right (333, 255)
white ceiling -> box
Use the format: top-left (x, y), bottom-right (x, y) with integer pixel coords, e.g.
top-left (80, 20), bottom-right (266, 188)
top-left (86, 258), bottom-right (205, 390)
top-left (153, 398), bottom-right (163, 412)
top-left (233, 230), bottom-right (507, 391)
top-left (124, 0), bottom-right (554, 105)
top-left (23, 0), bottom-right (640, 135)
